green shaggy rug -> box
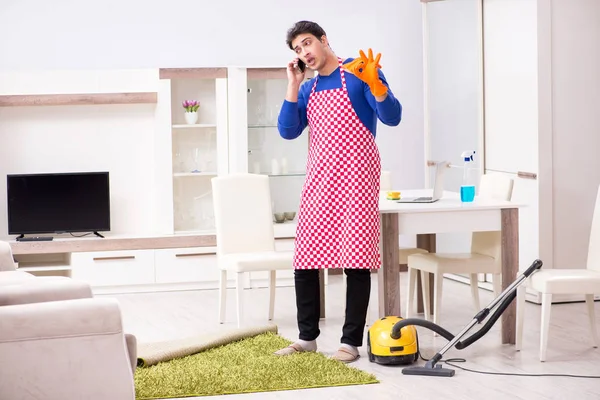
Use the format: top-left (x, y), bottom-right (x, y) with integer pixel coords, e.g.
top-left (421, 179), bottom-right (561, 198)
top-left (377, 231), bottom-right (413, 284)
top-left (135, 331), bottom-right (378, 399)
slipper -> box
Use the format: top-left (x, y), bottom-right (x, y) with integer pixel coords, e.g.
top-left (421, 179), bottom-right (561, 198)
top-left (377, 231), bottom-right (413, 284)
top-left (273, 342), bottom-right (310, 356)
top-left (331, 347), bottom-right (360, 363)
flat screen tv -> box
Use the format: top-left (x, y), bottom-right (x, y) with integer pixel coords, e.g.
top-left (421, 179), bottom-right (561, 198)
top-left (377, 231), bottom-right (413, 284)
top-left (6, 171), bottom-right (111, 237)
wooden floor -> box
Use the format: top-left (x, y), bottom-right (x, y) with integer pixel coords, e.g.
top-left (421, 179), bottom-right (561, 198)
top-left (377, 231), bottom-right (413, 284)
top-left (105, 273), bottom-right (600, 400)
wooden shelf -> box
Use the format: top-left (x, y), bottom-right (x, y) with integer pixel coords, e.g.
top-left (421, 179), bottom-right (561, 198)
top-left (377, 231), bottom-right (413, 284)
top-left (9, 234), bottom-right (216, 255)
top-left (267, 172), bottom-right (306, 177)
top-left (248, 125), bottom-right (277, 129)
top-left (0, 92), bottom-right (157, 107)
top-left (173, 172), bottom-right (217, 177)
top-left (172, 124), bottom-right (217, 129)
top-left (159, 68), bottom-right (227, 80)
top-left (19, 265), bottom-right (72, 272)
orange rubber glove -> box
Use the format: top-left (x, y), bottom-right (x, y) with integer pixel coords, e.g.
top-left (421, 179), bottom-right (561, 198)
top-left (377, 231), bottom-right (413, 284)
top-left (342, 49), bottom-right (388, 97)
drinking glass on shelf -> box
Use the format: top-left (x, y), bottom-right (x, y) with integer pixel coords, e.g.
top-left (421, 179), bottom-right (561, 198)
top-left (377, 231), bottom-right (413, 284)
top-left (205, 153), bottom-right (215, 173)
top-left (192, 147), bottom-right (201, 173)
top-left (173, 150), bottom-right (184, 173)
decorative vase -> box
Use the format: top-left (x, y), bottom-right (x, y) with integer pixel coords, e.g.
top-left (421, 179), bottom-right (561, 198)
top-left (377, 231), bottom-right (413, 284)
top-left (184, 111), bottom-right (198, 125)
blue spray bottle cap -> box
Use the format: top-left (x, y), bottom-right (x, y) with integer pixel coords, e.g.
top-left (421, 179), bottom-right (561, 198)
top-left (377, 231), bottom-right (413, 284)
top-left (461, 150), bottom-right (476, 163)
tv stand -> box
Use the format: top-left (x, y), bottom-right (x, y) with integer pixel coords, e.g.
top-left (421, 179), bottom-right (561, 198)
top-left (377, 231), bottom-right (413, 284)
top-left (93, 231), bottom-right (105, 238)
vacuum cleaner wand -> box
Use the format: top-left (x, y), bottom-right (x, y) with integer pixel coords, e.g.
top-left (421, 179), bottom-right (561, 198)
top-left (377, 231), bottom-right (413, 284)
top-left (399, 259), bottom-right (543, 377)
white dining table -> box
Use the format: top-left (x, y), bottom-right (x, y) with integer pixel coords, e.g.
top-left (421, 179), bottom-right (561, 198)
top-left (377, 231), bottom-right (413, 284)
top-left (377, 189), bottom-right (523, 344)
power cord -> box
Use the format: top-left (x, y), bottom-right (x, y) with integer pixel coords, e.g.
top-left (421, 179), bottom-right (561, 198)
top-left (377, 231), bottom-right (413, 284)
top-left (69, 232), bottom-right (93, 237)
top-left (417, 351), bottom-right (600, 379)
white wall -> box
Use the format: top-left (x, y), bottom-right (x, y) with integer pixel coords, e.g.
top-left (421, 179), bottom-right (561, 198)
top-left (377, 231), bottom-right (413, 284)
top-left (0, 0), bottom-right (425, 238)
top-left (424, 0), bottom-right (483, 254)
top-left (0, 104), bottom-right (158, 238)
top-left (427, 0), bottom-right (482, 186)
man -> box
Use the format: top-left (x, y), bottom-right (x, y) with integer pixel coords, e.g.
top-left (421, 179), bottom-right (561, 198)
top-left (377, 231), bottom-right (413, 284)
top-left (275, 20), bottom-right (402, 363)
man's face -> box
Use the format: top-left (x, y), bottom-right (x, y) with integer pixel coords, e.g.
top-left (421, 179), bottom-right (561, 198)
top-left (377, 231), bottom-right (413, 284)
top-left (291, 33), bottom-right (328, 70)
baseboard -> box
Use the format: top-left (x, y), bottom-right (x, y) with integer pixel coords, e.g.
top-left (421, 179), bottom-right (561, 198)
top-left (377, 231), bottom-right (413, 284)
top-left (444, 274), bottom-right (600, 305)
top-left (91, 279), bottom-right (294, 295)
top-left (92, 282), bottom-right (221, 295)
top-left (248, 278), bottom-right (294, 289)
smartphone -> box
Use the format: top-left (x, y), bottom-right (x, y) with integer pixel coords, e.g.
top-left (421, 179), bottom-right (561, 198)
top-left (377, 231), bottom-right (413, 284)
top-left (297, 59), bottom-right (306, 73)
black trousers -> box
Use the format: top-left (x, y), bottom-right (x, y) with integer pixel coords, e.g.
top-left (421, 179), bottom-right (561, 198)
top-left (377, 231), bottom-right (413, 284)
top-left (294, 268), bottom-right (371, 347)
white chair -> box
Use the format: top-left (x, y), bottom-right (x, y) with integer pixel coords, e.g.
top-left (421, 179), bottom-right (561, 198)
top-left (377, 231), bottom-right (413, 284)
top-left (380, 170), bottom-right (392, 193)
top-left (211, 173), bottom-right (294, 328)
top-left (406, 173), bottom-right (514, 327)
top-left (516, 184), bottom-right (600, 361)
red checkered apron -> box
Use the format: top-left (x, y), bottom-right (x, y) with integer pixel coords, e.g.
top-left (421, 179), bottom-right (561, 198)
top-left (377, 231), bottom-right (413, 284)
top-left (293, 58), bottom-right (381, 270)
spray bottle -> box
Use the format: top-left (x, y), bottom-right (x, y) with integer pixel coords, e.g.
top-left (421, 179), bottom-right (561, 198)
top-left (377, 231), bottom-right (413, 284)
top-left (460, 150), bottom-right (476, 202)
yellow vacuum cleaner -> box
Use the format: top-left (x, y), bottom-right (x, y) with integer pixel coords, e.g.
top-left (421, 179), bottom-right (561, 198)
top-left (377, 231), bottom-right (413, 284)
top-left (367, 316), bottom-right (419, 365)
top-left (367, 259), bottom-right (543, 377)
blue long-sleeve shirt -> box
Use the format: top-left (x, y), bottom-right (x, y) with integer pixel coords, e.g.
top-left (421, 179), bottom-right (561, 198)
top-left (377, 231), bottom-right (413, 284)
top-left (278, 58), bottom-right (402, 140)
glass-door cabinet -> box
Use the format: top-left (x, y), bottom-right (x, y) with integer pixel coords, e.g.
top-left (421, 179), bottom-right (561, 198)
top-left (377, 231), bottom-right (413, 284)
top-left (155, 68), bottom-right (229, 234)
top-left (227, 67), bottom-right (313, 236)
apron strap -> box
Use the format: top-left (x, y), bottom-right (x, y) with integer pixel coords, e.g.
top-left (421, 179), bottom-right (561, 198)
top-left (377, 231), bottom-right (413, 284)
top-left (310, 57), bottom-right (347, 94)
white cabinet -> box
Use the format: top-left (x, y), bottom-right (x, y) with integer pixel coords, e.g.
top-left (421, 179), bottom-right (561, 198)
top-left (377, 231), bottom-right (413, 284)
top-left (70, 241), bottom-right (296, 292)
top-left (71, 250), bottom-right (155, 287)
top-left (154, 247), bottom-right (220, 286)
top-left (482, 0), bottom-right (547, 275)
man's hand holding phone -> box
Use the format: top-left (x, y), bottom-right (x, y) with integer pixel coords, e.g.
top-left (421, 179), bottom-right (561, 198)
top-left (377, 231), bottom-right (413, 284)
top-left (285, 58), bottom-right (306, 102)
top-left (287, 58), bottom-right (306, 88)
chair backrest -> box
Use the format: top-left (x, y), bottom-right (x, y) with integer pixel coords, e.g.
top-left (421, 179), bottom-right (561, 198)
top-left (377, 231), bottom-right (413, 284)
top-left (587, 184), bottom-right (600, 271)
top-left (471, 173), bottom-right (515, 263)
top-left (478, 173), bottom-right (515, 201)
top-left (211, 173), bottom-right (275, 256)
top-left (0, 241), bottom-right (16, 272)
top-left (380, 170), bottom-right (392, 191)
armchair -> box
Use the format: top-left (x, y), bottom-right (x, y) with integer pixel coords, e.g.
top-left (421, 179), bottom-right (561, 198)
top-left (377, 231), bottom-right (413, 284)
top-left (0, 297), bottom-right (136, 400)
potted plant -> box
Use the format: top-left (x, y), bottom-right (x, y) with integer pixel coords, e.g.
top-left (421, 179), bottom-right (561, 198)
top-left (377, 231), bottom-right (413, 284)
top-left (182, 100), bottom-right (200, 124)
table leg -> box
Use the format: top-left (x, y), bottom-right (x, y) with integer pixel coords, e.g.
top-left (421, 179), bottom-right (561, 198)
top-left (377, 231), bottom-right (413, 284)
top-left (378, 213), bottom-right (401, 317)
top-left (416, 234), bottom-right (436, 314)
top-left (501, 208), bottom-right (519, 344)
top-left (319, 269), bottom-right (326, 319)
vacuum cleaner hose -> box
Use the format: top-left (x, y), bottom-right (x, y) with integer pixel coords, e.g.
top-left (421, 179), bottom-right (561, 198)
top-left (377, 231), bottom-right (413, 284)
top-left (455, 259), bottom-right (541, 349)
top-left (390, 318), bottom-right (456, 341)
top-left (454, 289), bottom-right (516, 349)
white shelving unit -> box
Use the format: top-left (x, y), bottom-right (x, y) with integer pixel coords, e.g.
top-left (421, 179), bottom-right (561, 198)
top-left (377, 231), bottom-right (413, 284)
top-left (155, 68), bottom-right (229, 235)
top-left (172, 124), bottom-right (217, 129)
